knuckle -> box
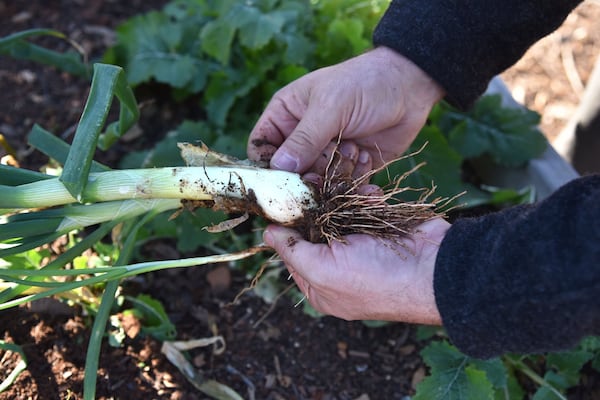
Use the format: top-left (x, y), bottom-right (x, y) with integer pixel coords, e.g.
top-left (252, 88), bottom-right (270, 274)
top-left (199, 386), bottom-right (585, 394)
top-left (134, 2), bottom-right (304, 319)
top-left (290, 128), bottom-right (316, 149)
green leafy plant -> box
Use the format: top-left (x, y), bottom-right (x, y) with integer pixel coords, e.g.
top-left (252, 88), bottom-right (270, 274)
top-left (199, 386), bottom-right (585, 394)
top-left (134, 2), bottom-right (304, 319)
top-left (104, 0), bottom-right (315, 130)
top-left (121, 294), bottom-right (177, 341)
top-left (376, 96), bottom-right (546, 207)
top-left (0, 28), bottom-right (90, 78)
top-left (438, 95), bottom-right (546, 167)
top-left (414, 339), bottom-right (600, 400)
top-left (414, 341), bottom-right (522, 400)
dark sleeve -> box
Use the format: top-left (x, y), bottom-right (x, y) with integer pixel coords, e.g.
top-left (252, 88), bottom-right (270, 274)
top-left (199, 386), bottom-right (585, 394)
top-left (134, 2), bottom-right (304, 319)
top-left (434, 175), bottom-right (600, 359)
top-left (373, 0), bottom-right (582, 109)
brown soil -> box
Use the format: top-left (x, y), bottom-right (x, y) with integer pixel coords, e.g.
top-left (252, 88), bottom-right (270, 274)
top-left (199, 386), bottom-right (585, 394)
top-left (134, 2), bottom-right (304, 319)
top-left (1, 1), bottom-right (599, 399)
top-left (501, 0), bottom-right (600, 142)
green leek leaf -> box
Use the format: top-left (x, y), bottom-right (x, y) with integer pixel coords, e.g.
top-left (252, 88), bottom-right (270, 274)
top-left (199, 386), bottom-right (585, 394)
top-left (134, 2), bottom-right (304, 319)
top-left (59, 63), bottom-right (138, 201)
top-left (28, 124), bottom-right (110, 172)
top-left (0, 28), bottom-right (89, 78)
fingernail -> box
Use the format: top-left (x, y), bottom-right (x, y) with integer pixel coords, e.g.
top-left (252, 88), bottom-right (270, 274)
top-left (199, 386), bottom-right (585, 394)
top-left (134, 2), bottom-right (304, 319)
top-left (302, 172), bottom-right (323, 187)
top-left (263, 229), bottom-right (275, 247)
top-left (358, 150), bottom-right (370, 164)
top-left (358, 184), bottom-right (384, 196)
top-left (271, 151), bottom-right (299, 172)
top-left (339, 142), bottom-right (357, 159)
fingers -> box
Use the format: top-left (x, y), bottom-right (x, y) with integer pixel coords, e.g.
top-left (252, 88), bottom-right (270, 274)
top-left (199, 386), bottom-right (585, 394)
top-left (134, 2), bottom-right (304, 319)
top-left (263, 224), bottom-right (333, 281)
top-left (264, 225), bottom-right (315, 270)
top-left (354, 150), bottom-right (373, 179)
top-left (306, 141), bottom-right (345, 175)
top-left (249, 98), bottom-right (373, 178)
top-left (308, 141), bottom-right (373, 178)
top-left (247, 81), bottom-right (343, 173)
top-left (317, 141), bottom-right (360, 178)
top-left (356, 184), bottom-right (384, 197)
top-left (263, 225), bottom-right (320, 309)
top-left (270, 99), bottom-right (344, 173)
top-left (247, 97), bottom-right (300, 164)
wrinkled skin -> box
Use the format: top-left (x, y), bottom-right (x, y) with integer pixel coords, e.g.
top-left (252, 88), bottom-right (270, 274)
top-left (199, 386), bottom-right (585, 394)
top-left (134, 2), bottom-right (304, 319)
top-left (248, 47), bottom-right (444, 175)
top-left (264, 219), bottom-right (449, 325)
top-left (248, 47), bottom-right (448, 325)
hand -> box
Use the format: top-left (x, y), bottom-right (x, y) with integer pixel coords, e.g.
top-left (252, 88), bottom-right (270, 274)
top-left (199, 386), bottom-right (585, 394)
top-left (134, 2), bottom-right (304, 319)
top-left (247, 46), bottom-right (444, 174)
top-left (263, 218), bottom-right (450, 325)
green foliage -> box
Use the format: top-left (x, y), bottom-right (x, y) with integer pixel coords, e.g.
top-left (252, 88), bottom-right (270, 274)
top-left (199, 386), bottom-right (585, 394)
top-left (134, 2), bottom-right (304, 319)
top-left (0, 164), bottom-right (53, 186)
top-left (414, 342), bottom-right (516, 400)
top-left (119, 120), bottom-right (211, 168)
top-left (104, 9), bottom-right (211, 90)
top-left (525, 344), bottom-right (597, 400)
top-left (140, 205), bottom-right (228, 253)
top-left (60, 64), bottom-right (138, 200)
top-left (375, 95), bottom-right (546, 208)
top-left (123, 294), bottom-right (177, 341)
top-left (580, 336), bottom-right (600, 372)
top-left (436, 96), bottom-right (546, 167)
top-left (415, 339), bottom-right (600, 400)
top-left (311, 0), bottom-right (389, 66)
top-left (27, 125), bottom-right (110, 173)
top-left (104, 0), bottom-right (389, 131)
top-left (0, 248), bottom-right (51, 271)
top-left (0, 29), bottom-right (90, 78)
top-left (544, 350), bottom-right (595, 388)
top-left (105, 0), bottom-right (315, 128)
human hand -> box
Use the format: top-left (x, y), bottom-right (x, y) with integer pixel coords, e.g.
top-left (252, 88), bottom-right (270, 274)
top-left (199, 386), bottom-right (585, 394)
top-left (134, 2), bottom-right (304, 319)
top-left (247, 46), bottom-right (444, 174)
top-left (263, 218), bottom-right (450, 325)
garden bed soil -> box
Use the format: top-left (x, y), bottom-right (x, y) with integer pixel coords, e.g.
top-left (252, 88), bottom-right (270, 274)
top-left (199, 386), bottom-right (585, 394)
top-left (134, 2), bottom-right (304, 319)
top-left (1, 1), bottom-right (600, 399)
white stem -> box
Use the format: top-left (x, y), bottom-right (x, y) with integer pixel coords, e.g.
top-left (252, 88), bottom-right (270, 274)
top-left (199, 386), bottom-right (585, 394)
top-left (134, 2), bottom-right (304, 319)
top-left (3, 166), bottom-right (317, 225)
top-left (57, 199), bottom-right (181, 231)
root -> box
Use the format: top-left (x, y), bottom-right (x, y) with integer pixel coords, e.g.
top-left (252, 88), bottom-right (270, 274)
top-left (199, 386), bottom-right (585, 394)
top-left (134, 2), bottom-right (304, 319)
top-left (298, 144), bottom-right (455, 245)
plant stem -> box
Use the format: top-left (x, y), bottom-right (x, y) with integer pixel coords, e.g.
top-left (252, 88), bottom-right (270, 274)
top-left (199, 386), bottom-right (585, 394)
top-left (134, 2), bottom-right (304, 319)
top-left (505, 356), bottom-right (567, 400)
top-left (0, 166), bottom-right (316, 225)
top-left (0, 246), bottom-right (268, 310)
top-left (83, 209), bottom-right (153, 400)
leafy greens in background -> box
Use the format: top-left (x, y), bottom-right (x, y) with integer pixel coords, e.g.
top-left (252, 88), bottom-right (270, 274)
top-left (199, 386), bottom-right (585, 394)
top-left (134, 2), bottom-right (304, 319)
top-left (437, 95), bottom-right (546, 167)
top-left (374, 96), bottom-right (546, 206)
top-left (104, 0), bottom-right (547, 214)
top-left (104, 0), bottom-right (315, 129)
top-left (414, 341), bottom-right (523, 400)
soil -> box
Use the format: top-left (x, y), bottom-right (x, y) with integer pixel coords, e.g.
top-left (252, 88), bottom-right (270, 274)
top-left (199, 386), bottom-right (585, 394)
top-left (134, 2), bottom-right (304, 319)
top-left (1, 1), bottom-right (599, 399)
top-left (500, 0), bottom-right (600, 142)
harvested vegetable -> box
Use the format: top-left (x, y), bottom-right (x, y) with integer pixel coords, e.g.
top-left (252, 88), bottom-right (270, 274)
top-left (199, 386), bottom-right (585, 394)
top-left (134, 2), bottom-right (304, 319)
top-left (1, 143), bottom-right (446, 246)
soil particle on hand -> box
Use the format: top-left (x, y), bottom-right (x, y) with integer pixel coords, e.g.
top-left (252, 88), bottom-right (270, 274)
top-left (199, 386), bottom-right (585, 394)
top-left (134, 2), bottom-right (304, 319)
top-left (287, 236), bottom-right (298, 247)
top-left (250, 138), bottom-right (278, 162)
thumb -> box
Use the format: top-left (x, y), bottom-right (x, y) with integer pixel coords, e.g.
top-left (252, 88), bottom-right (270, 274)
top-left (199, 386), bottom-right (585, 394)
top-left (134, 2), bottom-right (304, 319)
top-left (263, 225), bottom-right (325, 277)
top-left (270, 102), bottom-right (343, 173)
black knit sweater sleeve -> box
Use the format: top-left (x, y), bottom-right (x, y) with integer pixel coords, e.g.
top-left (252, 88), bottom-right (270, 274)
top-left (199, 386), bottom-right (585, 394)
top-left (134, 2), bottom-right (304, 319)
top-left (373, 0), bottom-right (582, 109)
top-left (434, 175), bottom-right (600, 359)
